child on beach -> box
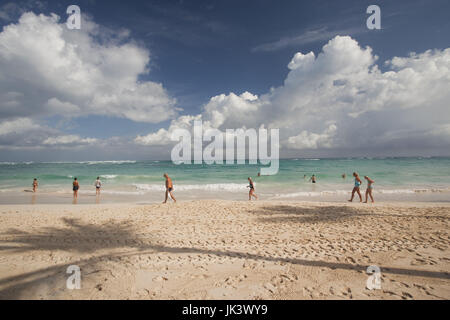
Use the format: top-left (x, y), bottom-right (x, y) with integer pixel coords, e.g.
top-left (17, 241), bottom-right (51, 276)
top-left (73, 178), bottom-right (79, 199)
top-left (94, 177), bottom-right (102, 196)
top-left (364, 176), bottom-right (375, 203)
top-left (309, 175), bottom-right (317, 183)
top-left (163, 173), bottom-right (176, 203)
top-left (32, 178), bottom-right (38, 192)
top-left (247, 177), bottom-right (258, 200)
top-left (348, 172), bottom-right (362, 202)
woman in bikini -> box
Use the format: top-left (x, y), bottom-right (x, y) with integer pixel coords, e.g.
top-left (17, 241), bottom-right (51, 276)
top-left (364, 176), bottom-right (375, 203)
top-left (348, 172), bottom-right (362, 202)
top-left (247, 177), bottom-right (258, 201)
top-left (73, 177), bottom-right (79, 199)
top-left (32, 178), bottom-right (38, 193)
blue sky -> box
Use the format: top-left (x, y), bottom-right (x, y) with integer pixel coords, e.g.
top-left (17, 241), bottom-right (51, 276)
top-left (51, 0), bottom-right (449, 117)
top-left (0, 0), bottom-right (449, 160)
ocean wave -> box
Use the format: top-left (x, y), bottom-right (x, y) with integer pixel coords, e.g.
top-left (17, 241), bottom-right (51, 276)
top-left (275, 191), bottom-right (322, 198)
top-left (289, 158), bottom-right (320, 161)
top-left (274, 190), bottom-right (349, 198)
top-left (133, 183), bottom-right (247, 192)
top-left (84, 190), bottom-right (145, 195)
top-left (0, 161), bottom-right (34, 165)
top-left (0, 186), bottom-right (21, 192)
top-left (274, 188), bottom-right (450, 198)
top-left (376, 188), bottom-right (449, 194)
top-left (38, 160), bottom-right (137, 165)
top-left (99, 175), bottom-right (118, 179)
top-left (52, 189), bottom-right (146, 196)
top-left (82, 160), bottom-right (136, 165)
top-left (376, 189), bottom-right (415, 194)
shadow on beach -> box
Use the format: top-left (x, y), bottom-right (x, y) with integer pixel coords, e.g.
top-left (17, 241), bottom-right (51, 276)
top-left (0, 210), bottom-right (449, 299)
top-left (0, 218), bottom-right (143, 254)
top-left (251, 204), bottom-right (450, 224)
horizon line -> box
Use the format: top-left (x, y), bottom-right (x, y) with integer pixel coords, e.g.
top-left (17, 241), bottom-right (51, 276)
top-left (1, 156), bottom-right (450, 164)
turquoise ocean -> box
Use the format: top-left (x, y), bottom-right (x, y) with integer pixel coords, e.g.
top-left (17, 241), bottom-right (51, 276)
top-left (0, 157), bottom-right (449, 203)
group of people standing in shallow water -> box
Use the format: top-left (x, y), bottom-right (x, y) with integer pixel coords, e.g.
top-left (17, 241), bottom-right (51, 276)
top-left (71, 177), bottom-right (101, 199)
top-left (250, 171), bottom-right (375, 203)
top-left (30, 171), bottom-right (375, 203)
top-left (163, 175), bottom-right (259, 202)
top-left (304, 171), bottom-right (375, 203)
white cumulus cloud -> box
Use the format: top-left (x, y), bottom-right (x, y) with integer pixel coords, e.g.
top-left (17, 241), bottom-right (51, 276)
top-left (286, 124), bottom-right (337, 149)
top-left (0, 12), bottom-right (177, 123)
top-left (137, 35), bottom-right (450, 156)
top-left (42, 135), bottom-right (98, 146)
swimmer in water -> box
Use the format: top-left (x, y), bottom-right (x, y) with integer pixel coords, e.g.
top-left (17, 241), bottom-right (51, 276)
top-left (309, 175), bottom-right (317, 183)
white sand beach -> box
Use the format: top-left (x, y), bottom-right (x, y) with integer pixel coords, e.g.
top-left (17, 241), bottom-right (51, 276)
top-left (0, 200), bottom-right (448, 299)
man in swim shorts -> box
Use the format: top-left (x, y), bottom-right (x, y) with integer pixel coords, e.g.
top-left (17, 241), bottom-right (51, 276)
top-left (163, 173), bottom-right (176, 203)
top-left (94, 177), bottom-right (102, 196)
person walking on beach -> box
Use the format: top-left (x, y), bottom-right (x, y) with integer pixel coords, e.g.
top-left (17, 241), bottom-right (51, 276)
top-left (247, 177), bottom-right (258, 200)
top-left (348, 172), bottom-right (362, 202)
top-left (364, 176), bottom-right (375, 203)
top-left (94, 177), bottom-right (102, 196)
top-left (163, 173), bottom-right (176, 203)
top-left (73, 178), bottom-right (79, 199)
top-left (309, 174), bottom-right (317, 183)
top-left (32, 178), bottom-right (38, 193)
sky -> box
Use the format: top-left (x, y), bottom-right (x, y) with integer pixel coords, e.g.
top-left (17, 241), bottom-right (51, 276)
top-left (0, 0), bottom-right (449, 161)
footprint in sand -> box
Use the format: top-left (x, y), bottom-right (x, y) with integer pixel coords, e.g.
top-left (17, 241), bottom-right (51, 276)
top-left (411, 258), bottom-right (427, 266)
top-left (401, 292), bottom-right (413, 300)
top-left (346, 257), bottom-right (356, 264)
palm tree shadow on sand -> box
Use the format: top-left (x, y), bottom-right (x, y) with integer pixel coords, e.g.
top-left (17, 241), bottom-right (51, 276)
top-left (0, 212), bottom-right (448, 299)
top-left (251, 204), bottom-right (450, 224)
